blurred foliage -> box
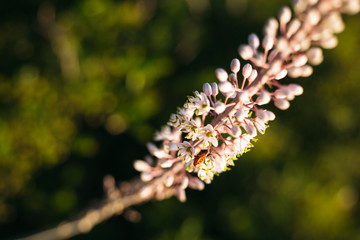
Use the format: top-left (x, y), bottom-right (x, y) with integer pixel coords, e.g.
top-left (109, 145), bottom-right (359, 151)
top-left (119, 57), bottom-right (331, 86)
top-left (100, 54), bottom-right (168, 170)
top-left (0, 0), bottom-right (360, 239)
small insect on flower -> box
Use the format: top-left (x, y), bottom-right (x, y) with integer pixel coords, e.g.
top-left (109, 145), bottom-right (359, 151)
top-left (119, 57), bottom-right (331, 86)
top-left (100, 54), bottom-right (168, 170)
top-left (193, 149), bottom-right (210, 167)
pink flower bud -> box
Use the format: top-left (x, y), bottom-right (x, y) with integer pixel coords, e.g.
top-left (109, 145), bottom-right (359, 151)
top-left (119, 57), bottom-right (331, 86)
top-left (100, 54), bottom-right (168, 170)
top-left (188, 176), bottom-right (205, 190)
top-left (279, 6), bottom-right (292, 25)
top-left (287, 67), bottom-right (302, 78)
top-left (287, 19), bottom-right (301, 37)
top-left (230, 125), bottom-right (242, 137)
top-left (323, 13), bottom-right (344, 34)
top-left (293, 55), bottom-right (308, 67)
top-left (307, 47), bottom-right (323, 65)
top-left (262, 35), bottom-right (274, 50)
top-left (203, 83), bottom-right (212, 96)
top-left (219, 81), bottom-right (234, 94)
top-left (274, 98), bottom-right (290, 110)
top-left (288, 84), bottom-right (303, 96)
top-left (248, 33), bottom-right (260, 49)
top-left (275, 69), bottom-right (288, 80)
top-left (238, 44), bottom-right (254, 60)
top-left (230, 58), bottom-right (241, 73)
top-left (134, 160), bottom-right (151, 172)
top-left (274, 87), bottom-right (290, 99)
top-left (211, 82), bottom-right (219, 96)
top-left (139, 186), bottom-right (153, 198)
top-left (257, 90), bottom-right (271, 105)
top-left (235, 109), bottom-right (248, 121)
top-left (215, 68), bottom-right (228, 82)
top-left (321, 35), bottom-right (338, 49)
top-left (181, 176), bottom-right (189, 189)
top-left (244, 121), bottom-right (257, 137)
top-left (248, 69), bottom-right (258, 83)
top-left (264, 17), bottom-right (279, 37)
top-left (214, 102), bottom-right (226, 114)
top-left (242, 63), bottom-right (253, 79)
top-left (141, 172), bottom-right (153, 182)
top-left (306, 9), bottom-right (321, 25)
top-left (229, 73), bottom-right (237, 84)
top-left (300, 65), bottom-right (313, 77)
top-left (342, 0), bottom-right (360, 15)
top-left (276, 38), bottom-right (289, 51)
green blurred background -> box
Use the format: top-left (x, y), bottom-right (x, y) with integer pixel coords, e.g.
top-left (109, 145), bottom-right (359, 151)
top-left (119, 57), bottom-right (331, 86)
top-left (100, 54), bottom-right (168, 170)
top-left (0, 0), bottom-right (360, 239)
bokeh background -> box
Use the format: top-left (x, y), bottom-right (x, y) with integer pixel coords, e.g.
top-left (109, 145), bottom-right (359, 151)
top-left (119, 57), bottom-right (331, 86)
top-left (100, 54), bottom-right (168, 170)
top-left (0, 0), bottom-right (360, 239)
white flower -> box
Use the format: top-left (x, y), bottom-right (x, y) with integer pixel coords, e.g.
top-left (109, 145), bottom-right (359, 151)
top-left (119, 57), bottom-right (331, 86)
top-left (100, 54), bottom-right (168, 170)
top-left (198, 124), bottom-right (218, 147)
top-left (189, 91), bottom-right (211, 116)
top-left (177, 141), bottom-right (195, 162)
top-left (184, 119), bottom-right (201, 140)
top-left (198, 169), bottom-right (214, 184)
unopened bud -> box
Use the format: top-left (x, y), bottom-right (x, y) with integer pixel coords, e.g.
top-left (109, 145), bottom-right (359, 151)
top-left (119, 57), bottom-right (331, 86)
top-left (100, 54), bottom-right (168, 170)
top-left (230, 58), bottom-right (241, 73)
top-left (288, 83), bottom-right (303, 96)
top-left (300, 65), bottom-right (313, 77)
top-left (230, 125), bottom-right (242, 137)
top-left (264, 17), bottom-right (279, 37)
top-left (134, 160), bottom-right (151, 172)
top-left (215, 68), bottom-right (228, 82)
top-left (248, 69), bottom-right (258, 83)
top-left (293, 54), bottom-right (308, 67)
top-left (214, 102), bottom-right (226, 114)
top-left (275, 69), bottom-right (288, 80)
top-left (307, 47), bottom-right (323, 65)
top-left (242, 63), bottom-right (253, 79)
top-left (203, 83), bottom-right (212, 96)
top-left (257, 90), bottom-right (271, 105)
top-left (248, 33), bottom-right (260, 49)
top-left (320, 35), bottom-right (338, 49)
top-left (287, 19), bottom-right (301, 37)
top-left (279, 6), bottom-right (292, 25)
top-left (244, 121), bottom-right (257, 137)
top-left (306, 9), bottom-right (321, 25)
top-left (235, 109), bottom-right (248, 121)
top-left (219, 81), bottom-right (234, 94)
top-left (211, 82), bottom-right (219, 96)
top-left (238, 44), bottom-right (254, 60)
top-left (262, 35), bottom-right (274, 50)
top-left (274, 98), bottom-right (290, 110)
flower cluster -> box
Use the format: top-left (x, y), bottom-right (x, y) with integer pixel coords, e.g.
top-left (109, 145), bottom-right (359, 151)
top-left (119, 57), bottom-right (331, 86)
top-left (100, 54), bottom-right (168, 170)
top-left (133, 0), bottom-right (359, 201)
